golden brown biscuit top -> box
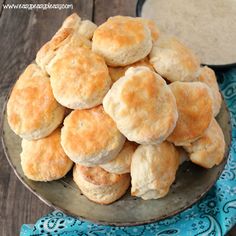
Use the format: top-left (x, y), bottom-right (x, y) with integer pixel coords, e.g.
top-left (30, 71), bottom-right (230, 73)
top-left (158, 37), bottom-right (199, 72)
top-left (42, 13), bottom-right (81, 53)
top-left (75, 164), bottom-right (128, 186)
top-left (62, 106), bottom-right (121, 156)
top-left (21, 129), bottom-right (72, 179)
top-left (119, 69), bottom-right (176, 138)
top-left (198, 66), bottom-right (219, 90)
top-left (36, 13), bottom-right (91, 71)
top-left (51, 28), bottom-right (74, 47)
top-left (108, 58), bottom-right (154, 83)
top-left (7, 64), bottom-right (63, 134)
top-left (93, 16), bottom-right (147, 50)
top-left (36, 27), bottom-right (74, 66)
top-left (121, 71), bottom-right (157, 107)
top-left (48, 46), bottom-right (110, 102)
top-left (137, 18), bottom-right (159, 42)
top-left (168, 82), bottom-right (213, 144)
top-left (188, 119), bottom-right (223, 151)
top-left (61, 13), bottom-right (81, 29)
top-left (184, 118), bottom-right (225, 168)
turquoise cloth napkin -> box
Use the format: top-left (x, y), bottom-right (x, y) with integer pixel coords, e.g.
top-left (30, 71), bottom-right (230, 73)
top-left (20, 68), bottom-right (236, 236)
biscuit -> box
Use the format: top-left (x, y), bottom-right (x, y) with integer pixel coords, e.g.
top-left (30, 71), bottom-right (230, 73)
top-left (60, 12), bottom-right (81, 29)
top-left (100, 141), bottom-right (138, 174)
top-left (137, 18), bottom-right (160, 42)
top-left (184, 119), bottom-right (225, 168)
top-left (78, 20), bottom-right (97, 39)
top-left (36, 13), bottom-right (92, 72)
top-left (92, 16), bottom-right (152, 66)
top-left (198, 66), bottom-right (222, 116)
top-left (73, 164), bottom-right (130, 204)
top-left (7, 64), bottom-right (65, 140)
top-left (108, 58), bottom-right (154, 83)
top-left (36, 29), bottom-right (91, 72)
top-left (149, 36), bottom-right (200, 82)
top-left (167, 81), bottom-right (213, 146)
top-left (61, 14), bottom-right (97, 39)
top-left (131, 142), bottom-right (180, 200)
top-left (21, 129), bottom-right (73, 181)
top-left (61, 106), bottom-right (125, 166)
top-left (103, 66), bottom-right (178, 144)
top-left (47, 46), bottom-right (111, 109)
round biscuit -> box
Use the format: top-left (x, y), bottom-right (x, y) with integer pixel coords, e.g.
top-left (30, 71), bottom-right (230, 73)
top-left (73, 164), bottom-right (130, 204)
top-left (92, 16), bottom-right (152, 66)
top-left (47, 46), bottom-right (111, 109)
top-left (167, 81), bottom-right (213, 146)
top-left (7, 64), bottom-right (65, 140)
top-left (61, 105), bottom-right (125, 166)
top-left (184, 119), bottom-right (225, 168)
top-left (21, 129), bottom-right (73, 181)
top-left (131, 142), bottom-right (180, 200)
top-left (150, 36), bottom-right (200, 82)
top-left (103, 66), bottom-right (178, 144)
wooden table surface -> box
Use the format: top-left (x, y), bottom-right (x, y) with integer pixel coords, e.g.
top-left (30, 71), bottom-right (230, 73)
top-left (0, 0), bottom-right (235, 235)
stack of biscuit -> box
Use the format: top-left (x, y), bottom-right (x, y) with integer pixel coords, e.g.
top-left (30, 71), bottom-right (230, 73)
top-left (7, 13), bottom-right (225, 204)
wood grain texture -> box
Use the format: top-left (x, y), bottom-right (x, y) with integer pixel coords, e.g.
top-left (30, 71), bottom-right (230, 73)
top-left (93, 0), bottom-right (136, 25)
top-left (0, 0), bottom-right (6, 17)
top-left (0, 0), bottom-right (92, 235)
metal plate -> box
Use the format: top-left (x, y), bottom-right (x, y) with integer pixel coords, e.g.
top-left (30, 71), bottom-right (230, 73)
top-left (1, 91), bottom-right (231, 226)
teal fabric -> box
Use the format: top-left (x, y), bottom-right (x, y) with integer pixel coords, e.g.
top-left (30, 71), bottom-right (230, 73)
top-left (20, 68), bottom-right (236, 236)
